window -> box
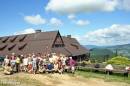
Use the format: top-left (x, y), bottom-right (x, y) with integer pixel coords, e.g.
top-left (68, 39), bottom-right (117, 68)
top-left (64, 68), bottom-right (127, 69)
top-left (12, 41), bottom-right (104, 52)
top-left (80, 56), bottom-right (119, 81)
top-left (8, 44), bottom-right (16, 51)
top-left (71, 44), bottom-right (79, 49)
top-left (53, 44), bottom-right (64, 48)
top-left (2, 37), bottom-right (9, 43)
top-left (0, 44), bottom-right (8, 50)
top-left (19, 35), bottom-right (27, 42)
top-left (10, 36), bottom-right (17, 42)
top-left (18, 43), bottom-right (27, 50)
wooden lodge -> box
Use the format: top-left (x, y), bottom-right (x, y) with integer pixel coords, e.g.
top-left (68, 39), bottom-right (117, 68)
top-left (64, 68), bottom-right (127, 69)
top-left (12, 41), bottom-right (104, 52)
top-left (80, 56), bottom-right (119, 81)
top-left (0, 30), bottom-right (89, 61)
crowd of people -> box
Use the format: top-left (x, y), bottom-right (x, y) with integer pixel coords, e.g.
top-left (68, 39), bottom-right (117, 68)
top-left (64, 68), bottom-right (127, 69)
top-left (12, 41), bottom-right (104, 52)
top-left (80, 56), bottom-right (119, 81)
top-left (2, 53), bottom-right (76, 75)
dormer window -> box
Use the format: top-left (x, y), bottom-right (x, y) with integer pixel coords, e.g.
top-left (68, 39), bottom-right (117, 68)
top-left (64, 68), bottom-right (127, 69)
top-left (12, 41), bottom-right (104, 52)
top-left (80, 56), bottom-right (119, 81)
top-left (18, 43), bottom-right (27, 50)
top-left (8, 44), bottom-right (16, 51)
top-left (0, 44), bottom-right (8, 50)
top-left (71, 44), bottom-right (79, 49)
top-left (2, 37), bottom-right (9, 43)
top-left (10, 36), bottom-right (17, 42)
top-left (53, 44), bottom-right (64, 48)
top-left (19, 35), bottom-right (27, 42)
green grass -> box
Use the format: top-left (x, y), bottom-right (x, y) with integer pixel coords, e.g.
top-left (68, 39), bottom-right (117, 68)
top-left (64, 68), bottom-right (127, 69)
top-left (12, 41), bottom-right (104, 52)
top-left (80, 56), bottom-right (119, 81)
top-left (0, 82), bottom-right (14, 86)
top-left (76, 70), bottom-right (130, 84)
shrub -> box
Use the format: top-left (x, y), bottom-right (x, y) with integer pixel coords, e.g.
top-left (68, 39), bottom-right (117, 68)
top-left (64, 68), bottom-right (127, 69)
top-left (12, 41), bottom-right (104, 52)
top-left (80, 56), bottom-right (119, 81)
top-left (107, 56), bottom-right (130, 65)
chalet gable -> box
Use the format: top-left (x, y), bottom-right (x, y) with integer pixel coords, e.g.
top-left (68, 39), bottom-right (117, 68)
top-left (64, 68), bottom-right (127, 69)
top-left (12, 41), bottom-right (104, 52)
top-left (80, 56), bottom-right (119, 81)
top-left (52, 31), bottom-right (65, 48)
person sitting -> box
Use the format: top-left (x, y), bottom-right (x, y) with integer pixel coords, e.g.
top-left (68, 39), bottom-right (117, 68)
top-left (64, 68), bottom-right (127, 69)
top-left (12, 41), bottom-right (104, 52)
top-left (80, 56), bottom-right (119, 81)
top-left (105, 64), bottom-right (114, 75)
top-left (39, 60), bottom-right (46, 73)
top-left (4, 63), bottom-right (13, 75)
top-left (94, 63), bottom-right (100, 72)
top-left (124, 66), bottom-right (130, 77)
top-left (46, 62), bottom-right (54, 73)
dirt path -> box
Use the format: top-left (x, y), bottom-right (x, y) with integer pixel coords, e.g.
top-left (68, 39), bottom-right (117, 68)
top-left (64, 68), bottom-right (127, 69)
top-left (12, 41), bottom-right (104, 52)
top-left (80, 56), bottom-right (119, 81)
top-left (0, 72), bottom-right (129, 86)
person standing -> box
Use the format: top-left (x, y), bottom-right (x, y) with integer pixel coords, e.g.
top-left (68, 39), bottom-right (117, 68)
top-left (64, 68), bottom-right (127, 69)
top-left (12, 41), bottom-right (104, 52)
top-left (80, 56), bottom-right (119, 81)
top-left (69, 57), bottom-right (76, 74)
top-left (10, 53), bottom-right (16, 72)
top-left (23, 55), bottom-right (28, 72)
top-left (16, 55), bottom-right (20, 73)
top-left (4, 55), bottom-right (10, 66)
top-left (61, 55), bottom-right (66, 71)
top-left (32, 54), bottom-right (37, 74)
top-left (28, 54), bottom-right (33, 73)
top-left (54, 62), bottom-right (58, 72)
top-left (20, 55), bottom-right (24, 72)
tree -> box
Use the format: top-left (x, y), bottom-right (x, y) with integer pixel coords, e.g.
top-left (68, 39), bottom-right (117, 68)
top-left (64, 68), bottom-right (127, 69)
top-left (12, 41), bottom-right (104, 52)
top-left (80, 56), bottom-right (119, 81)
top-left (107, 56), bottom-right (130, 65)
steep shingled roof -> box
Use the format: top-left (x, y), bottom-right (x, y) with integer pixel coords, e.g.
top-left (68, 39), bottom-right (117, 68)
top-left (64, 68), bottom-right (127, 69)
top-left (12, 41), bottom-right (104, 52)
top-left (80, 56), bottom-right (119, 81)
top-left (0, 31), bottom-right (89, 57)
top-left (62, 37), bottom-right (89, 56)
top-left (0, 31), bottom-right (58, 55)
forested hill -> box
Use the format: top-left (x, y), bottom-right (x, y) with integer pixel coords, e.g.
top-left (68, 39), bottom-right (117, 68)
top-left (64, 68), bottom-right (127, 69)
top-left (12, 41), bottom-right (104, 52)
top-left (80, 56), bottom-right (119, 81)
top-left (84, 44), bottom-right (130, 62)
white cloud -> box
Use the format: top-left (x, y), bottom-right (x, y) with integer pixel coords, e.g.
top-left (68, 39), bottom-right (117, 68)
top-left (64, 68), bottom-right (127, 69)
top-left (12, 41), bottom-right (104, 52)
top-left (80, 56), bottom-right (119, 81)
top-left (121, 0), bottom-right (130, 11)
top-left (24, 14), bottom-right (46, 25)
top-left (49, 17), bottom-right (63, 26)
top-left (45, 0), bottom-right (118, 14)
top-left (68, 14), bottom-right (76, 20)
top-left (14, 28), bottom-right (36, 35)
top-left (68, 14), bottom-right (90, 26)
top-left (74, 24), bottom-right (130, 45)
top-left (76, 20), bottom-right (90, 26)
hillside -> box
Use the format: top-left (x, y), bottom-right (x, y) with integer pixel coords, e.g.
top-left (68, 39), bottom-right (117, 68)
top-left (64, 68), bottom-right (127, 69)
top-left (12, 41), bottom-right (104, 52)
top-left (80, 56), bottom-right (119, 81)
top-left (84, 44), bottom-right (130, 62)
top-left (89, 48), bottom-right (114, 62)
top-left (106, 44), bottom-right (130, 58)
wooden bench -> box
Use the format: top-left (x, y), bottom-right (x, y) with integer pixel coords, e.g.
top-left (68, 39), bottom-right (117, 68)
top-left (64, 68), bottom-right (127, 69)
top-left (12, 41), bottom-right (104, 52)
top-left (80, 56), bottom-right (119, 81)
top-left (76, 66), bottom-right (129, 77)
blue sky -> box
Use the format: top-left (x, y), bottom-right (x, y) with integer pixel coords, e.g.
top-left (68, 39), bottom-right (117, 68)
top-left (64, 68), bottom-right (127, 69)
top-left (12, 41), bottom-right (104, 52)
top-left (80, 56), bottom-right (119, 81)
top-left (0, 0), bottom-right (130, 45)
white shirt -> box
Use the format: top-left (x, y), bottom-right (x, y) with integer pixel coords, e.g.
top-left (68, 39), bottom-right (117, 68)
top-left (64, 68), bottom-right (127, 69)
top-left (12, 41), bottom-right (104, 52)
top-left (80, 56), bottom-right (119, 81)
top-left (52, 55), bottom-right (58, 62)
top-left (125, 66), bottom-right (130, 70)
top-left (23, 58), bottom-right (28, 65)
top-left (105, 64), bottom-right (114, 70)
top-left (4, 58), bottom-right (9, 64)
top-left (62, 57), bottom-right (66, 65)
top-left (49, 57), bottom-right (53, 63)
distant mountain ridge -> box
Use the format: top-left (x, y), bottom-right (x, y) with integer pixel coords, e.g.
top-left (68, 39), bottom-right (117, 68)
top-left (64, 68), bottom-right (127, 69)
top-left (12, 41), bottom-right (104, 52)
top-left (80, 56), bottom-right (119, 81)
top-left (84, 45), bottom-right (109, 49)
top-left (106, 44), bottom-right (130, 58)
top-left (84, 44), bottom-right (130, 59)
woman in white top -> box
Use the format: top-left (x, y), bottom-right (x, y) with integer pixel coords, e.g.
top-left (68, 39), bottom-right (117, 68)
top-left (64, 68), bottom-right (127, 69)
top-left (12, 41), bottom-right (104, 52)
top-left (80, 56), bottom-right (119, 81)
top-left (4, 55), bottom-right (10, 66)
top-left (23, 56), bottom-right (28, 72)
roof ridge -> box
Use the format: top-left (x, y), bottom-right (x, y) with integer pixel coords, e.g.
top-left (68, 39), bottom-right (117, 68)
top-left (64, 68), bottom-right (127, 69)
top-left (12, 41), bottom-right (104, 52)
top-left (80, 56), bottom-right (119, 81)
top-left (0, 30), bottom-right (59, 38)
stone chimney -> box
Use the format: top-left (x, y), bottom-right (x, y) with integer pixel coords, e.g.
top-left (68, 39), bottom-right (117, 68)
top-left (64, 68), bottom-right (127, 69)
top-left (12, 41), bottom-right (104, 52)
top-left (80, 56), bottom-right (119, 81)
top-left (35, 29), bottom-right (42, 33)
top-left (67, 35), bottom-right (71, 38)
